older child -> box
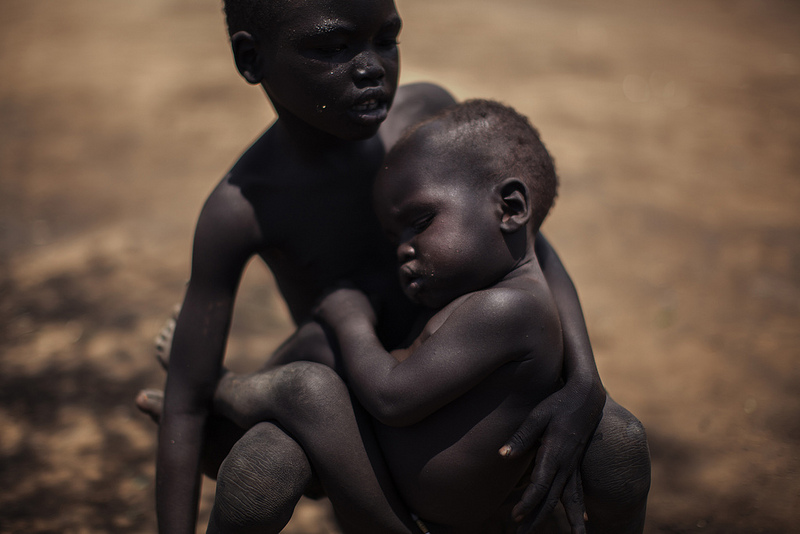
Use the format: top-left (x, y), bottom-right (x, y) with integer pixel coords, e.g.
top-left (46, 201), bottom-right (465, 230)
top-left (219, 100), bottom-right (649, 533)
top-left (138, 0), bottom-right (646, 532)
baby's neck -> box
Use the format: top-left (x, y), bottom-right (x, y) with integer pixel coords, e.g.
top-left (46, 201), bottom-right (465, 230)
top-left (505, 250), bottom-right (543, 284)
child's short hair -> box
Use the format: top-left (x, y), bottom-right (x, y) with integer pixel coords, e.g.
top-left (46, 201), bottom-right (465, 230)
top-left (397, 99), bottom-right (558, 233)
top-left (222, 0), bottom-right (274, 38)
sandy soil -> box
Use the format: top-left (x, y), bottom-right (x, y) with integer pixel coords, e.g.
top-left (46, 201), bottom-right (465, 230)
top-left (1, 0), bottom-right (798, 532)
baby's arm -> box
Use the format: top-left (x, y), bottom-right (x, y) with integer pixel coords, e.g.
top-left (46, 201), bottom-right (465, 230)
top-left (500, 233), bottom-right (606, 532)
top-left (316, 286), bottom-right (555, 427)
top-left (157, 182), bottom-right (260, 534)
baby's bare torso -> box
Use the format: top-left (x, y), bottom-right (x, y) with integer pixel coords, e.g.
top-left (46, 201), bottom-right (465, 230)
top-left (379, 294), bottom-right (563, 532)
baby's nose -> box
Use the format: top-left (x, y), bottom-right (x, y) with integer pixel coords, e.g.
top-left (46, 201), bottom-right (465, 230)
top-left (396, 242), bottom-right (415, 263)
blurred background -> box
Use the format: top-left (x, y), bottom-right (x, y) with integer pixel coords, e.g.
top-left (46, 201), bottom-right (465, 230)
top-left (1, 0), bottom-right (798, 532)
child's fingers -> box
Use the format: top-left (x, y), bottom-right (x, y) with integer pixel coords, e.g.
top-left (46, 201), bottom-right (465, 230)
top-left (512, 443), bottom-right (563, 527)
top-left (561, 470), bottom-right (587, 534)
top-left (499, 406), bottom-right (551, 459)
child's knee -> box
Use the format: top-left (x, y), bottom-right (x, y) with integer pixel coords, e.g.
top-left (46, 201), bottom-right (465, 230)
top-left (211, 423), bottom-right (311, 533)
top-left (582, 399), bottom-right (651, 511)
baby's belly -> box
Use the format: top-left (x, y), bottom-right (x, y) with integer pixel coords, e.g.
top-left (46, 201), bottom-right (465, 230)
top-left (376, 371), bottom-right (539, 528)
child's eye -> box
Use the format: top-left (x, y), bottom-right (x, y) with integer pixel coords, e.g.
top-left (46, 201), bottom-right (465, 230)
top-left (316, 44), bottom-right (347, 55)
top-left (376, 37), bottom-right (399, 49)
top-left (412, 214), bottom-right (434, 234)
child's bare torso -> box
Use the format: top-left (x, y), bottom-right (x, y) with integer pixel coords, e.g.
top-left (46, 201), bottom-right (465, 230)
top-left (210, 125), bottom-right (397, 327)
top-left (205, 84), bottom-right (448, 326)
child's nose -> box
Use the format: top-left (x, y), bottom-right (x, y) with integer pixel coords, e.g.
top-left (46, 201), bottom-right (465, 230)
top-left (354, 51), bottom-right (385, 83)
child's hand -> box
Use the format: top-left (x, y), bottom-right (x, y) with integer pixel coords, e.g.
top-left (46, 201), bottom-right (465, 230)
top-left (499, 379), bottom-right (605, 533)
top-left (315, 285), bottom-right (378, 328)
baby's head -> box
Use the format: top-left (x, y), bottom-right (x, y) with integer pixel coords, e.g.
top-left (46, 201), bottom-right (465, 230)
top-left (375, 99), bottom-right (558, 308)
top-left (223, 0), bottom-right (401, 141)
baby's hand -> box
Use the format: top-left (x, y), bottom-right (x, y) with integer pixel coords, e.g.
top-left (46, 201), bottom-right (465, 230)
top-left (315, 285), bottom-right (377, 328)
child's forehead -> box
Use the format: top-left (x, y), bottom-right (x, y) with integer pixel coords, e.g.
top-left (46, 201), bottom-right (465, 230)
top-left (273, 0), bottom-right (400, 31)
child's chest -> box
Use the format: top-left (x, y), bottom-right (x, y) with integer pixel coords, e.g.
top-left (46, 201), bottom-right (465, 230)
top-left (246, 174), bottom-right (391, 317)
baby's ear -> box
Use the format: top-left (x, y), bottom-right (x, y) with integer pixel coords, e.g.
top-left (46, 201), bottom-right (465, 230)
top-left (231, 31), bottom-right (264, 85)
top-left (497, 178), bottom-right (531, 233)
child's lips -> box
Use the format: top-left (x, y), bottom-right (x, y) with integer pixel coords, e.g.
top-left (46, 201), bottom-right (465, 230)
top-left (348, 92), bottom-right (389, 124)
top-left (352, 99), bottom-right (380, 112)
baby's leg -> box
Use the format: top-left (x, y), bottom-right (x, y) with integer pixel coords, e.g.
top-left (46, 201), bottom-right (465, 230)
top-left (580, 396), bottom-right (651, 534)
top-left (136, 321), bottom-right (338, 475)
top-left (213, 361), bottom-right (417, 534)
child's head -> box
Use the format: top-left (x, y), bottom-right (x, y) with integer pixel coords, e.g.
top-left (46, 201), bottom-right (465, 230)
top-left (224, 0), bottom-right (401, 141)
top-left (222, 0), bottom-right (275, 38)
top-left (374, 99), bottom-right (558, 308)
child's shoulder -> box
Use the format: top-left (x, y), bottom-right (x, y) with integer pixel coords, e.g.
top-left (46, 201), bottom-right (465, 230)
top-left (380, 83), bottom-right (457, 149)
top-left (193, 137), bottom-right (288, 255)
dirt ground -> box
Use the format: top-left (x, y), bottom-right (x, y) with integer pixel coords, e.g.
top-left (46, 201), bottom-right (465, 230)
top-left (1, 0), bottom-right (798, 532)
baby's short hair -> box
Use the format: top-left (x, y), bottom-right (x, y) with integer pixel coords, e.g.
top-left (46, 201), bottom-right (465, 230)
top-left (397, 99), bottom-right (558, 233)
top-left (222, 0), bottom-right (275, 38)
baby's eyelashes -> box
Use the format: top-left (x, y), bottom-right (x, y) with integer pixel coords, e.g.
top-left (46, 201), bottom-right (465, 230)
top-left (412, 214), bottom-right (434, 233)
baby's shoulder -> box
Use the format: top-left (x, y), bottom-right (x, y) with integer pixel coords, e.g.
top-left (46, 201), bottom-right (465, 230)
top-left (470, 282), bottom-right (561, 343)
top-left (476, 279), bottom-right (552, 312)
top-left (437, 284), bottom-right (547, 333)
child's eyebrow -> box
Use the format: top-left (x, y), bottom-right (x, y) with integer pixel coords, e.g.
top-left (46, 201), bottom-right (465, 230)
top-left (308, 19), bottom-right (356, 37)
top-left (305, 15), bottom-right (402, 38)
top-left (381, 16), bottom-right (403, 33)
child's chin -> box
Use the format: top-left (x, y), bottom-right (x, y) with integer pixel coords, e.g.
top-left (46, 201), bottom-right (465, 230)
top-left (341, 124), bottom-right (383, 141)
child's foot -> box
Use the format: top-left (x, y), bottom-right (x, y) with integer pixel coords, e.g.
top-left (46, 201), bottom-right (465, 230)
top-left (154, 304), bottom-right (181, 369)
top-left (136, 389), bottom-right (164, 423)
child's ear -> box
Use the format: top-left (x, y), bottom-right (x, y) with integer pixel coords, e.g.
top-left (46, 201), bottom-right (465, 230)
top-left (231, 31), bottom-right (264, 85)
top-left (496, 178), bottom-right (531, 233)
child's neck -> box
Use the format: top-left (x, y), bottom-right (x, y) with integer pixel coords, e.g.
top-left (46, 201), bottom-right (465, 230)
top-left (271, 116), bottom-right (384, 169)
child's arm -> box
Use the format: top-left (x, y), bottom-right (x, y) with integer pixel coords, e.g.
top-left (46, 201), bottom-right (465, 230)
top-left (157, 183), bottom-right (258, 534)
top-left (316, 286), bottom-right (558, 427)
top-left (500, 233), bottom-right (606, 532)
